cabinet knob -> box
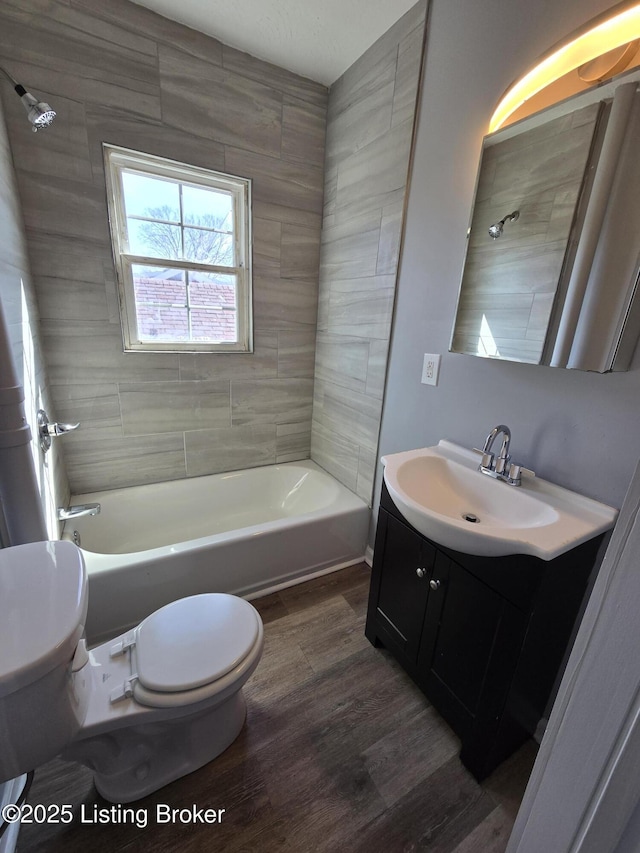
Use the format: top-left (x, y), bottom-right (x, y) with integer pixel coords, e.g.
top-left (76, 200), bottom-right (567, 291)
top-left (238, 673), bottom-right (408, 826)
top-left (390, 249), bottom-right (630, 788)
top-left (416, 567), bottom-right (426, 579)
top-left (429, 579), bottom-right (441, 591)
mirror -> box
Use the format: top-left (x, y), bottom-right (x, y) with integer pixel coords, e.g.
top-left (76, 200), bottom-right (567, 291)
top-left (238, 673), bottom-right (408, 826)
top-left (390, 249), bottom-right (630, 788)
top-left (451, 72), bottom-right (640, 372)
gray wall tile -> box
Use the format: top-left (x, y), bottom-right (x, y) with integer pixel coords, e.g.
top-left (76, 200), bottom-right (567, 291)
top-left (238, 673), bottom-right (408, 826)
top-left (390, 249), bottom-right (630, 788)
top-left (282, 97), bottom-right (327, 167)
top-left (16, 171), bottom-right (110, 243)
top-left (392, 22), bottom-right (426, 127)
top-left (226, 146), bottom-right (324, 215)
top-left (320, 211), bottom-right (382, 281)
top-left (179, 330), bottom-right (279, 381)
top-left (253, 275), bottom-right (318, 329)
top-left (222, 44), bottom-right (327, 108)
top-left (119, 380), bottom-right (231, 436)
top-left (159, 44), bottom-right (283, 157)
top-left (313, 378), bottom-right (382, 453)
top-left (232, 378), bottom-right (313, 426)
top-left (278, 329), bottom-right (317, 378)
top-left (252, 199), bottom-right (323, 230)
top-left (253, 217), bottom-right (282, 275)
top-left (310, 418), bottom-right (359, 492)
top-left (281, 223), bottom-right (322, 281)
top-left (34, 274), bottom-right (110, 323)
top-left (327, 285), bottom-right (396, 340)
top-left (67, 433), bottom-right (186, 492)
top-left (40, 320), bottom-right (180, 384)
top-left (315, 333), bottom-right (370, 393)
top-left (376, 201), bottom-right (405, 275)
top-left (185, 424), bottom-right (276, 476)
top-left (276, 422), bottom-right (312, 462)
top-left (70, 0), bottom-right (225, 65)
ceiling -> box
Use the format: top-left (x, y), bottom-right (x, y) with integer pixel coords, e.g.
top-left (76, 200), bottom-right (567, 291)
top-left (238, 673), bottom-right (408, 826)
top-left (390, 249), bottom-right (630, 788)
top-left (129, 0), bottom-right (419, 86)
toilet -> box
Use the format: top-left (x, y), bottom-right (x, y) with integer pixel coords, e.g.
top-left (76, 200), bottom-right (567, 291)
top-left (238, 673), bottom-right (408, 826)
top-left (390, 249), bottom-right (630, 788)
top-left (0, 540), bottom-right (264, 802)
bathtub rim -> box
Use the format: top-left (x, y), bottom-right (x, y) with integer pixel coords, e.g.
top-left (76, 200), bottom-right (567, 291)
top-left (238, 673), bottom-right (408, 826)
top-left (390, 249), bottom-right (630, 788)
top-left (65, 459), bottom-right (368, 561)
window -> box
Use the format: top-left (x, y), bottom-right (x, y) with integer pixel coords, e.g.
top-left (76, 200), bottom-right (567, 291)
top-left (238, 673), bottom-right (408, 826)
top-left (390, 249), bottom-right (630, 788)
top-left (104, 145), bottom-right (252, 352)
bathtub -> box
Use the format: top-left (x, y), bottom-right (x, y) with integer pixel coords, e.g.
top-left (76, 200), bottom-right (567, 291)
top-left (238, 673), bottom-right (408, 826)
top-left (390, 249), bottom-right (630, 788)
top-left (64, 461), bottom-right (370, 644)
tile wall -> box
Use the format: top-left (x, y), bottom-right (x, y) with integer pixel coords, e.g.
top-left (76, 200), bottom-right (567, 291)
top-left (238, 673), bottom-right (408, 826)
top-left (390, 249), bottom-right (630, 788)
top-left (311, 2), bottom-right (427, 502)
top-left (0, 103), bottom-right (69, 536)
top-left (0, 0), bottom-right (327, 493)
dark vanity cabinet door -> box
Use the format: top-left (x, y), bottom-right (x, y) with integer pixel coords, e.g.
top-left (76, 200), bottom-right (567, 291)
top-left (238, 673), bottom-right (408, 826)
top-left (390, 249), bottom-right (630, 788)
top-left (367, 509), bottom-right (436, 667)
top-left (418, 551), bottom-right (529, 776)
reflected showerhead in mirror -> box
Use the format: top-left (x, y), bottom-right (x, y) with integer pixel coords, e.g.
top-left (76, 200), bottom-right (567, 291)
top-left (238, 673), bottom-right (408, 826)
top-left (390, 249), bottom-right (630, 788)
top-left (0, 64), bottom-right (56, 132)
top-left (488, 210), bottom-right (519, 239)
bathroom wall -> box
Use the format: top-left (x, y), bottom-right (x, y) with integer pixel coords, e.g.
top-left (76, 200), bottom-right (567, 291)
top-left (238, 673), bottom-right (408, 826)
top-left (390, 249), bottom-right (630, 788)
top-left (311, 1), bottom-right (427, 504)
top-left (376, 0), bottom-right (640, 530)
top-left (0, 0), bottom-right (327, 494)
top-left (0, 101), bottom-right (69, 538)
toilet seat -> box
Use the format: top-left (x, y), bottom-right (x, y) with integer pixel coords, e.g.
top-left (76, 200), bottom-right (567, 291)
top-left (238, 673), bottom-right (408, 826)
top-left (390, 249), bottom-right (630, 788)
top-left (109, 594), bottom-right (262, 709)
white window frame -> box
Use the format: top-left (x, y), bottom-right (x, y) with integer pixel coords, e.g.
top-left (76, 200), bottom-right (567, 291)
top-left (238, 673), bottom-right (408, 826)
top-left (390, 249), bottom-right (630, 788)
top-left (103, 144), bottom-right (252, 353)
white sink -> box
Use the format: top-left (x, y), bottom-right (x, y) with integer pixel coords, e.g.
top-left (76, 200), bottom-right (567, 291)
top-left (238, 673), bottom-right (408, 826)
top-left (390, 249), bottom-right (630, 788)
top-left (382, 440), bottom-right (618, 559)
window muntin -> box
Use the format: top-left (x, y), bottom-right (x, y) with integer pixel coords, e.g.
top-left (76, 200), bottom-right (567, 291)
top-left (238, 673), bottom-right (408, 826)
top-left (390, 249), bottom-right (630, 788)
top-left (104, 145), bottom-right (252, 353)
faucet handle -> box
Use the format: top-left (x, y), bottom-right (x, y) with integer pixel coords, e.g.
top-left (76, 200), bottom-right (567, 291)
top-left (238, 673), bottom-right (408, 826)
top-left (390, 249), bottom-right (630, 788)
top-left (472, 448), bottom-right (494, 469)
top-left (43, 421), bottom-right (80, 436)
top-left (495, 454), bottom-right (511, 475)
top-left (37, 408), bottom-right (80, 453)
top-left (506, 463), bottom-right (535, 486)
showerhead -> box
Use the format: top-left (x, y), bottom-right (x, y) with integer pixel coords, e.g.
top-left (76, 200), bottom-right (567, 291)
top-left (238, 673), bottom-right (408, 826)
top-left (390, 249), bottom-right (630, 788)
top-left (488, 221), bottom-right (505, 239)
top-left (0, 64), bottom-right (56, 132)
top-left (15, 87), bottom-right (56, 131)
top-left (489, 210), bottom-right (520, 240)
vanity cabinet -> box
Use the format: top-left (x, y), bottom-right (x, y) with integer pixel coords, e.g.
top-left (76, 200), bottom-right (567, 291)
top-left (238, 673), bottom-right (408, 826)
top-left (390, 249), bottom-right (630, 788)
top-left (366, 483), bottom-right (605, 780)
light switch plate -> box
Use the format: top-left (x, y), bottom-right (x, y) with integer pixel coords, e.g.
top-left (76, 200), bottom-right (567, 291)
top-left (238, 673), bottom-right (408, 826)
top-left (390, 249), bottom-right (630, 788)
top-left (421, 353), bottom-right (441, 386)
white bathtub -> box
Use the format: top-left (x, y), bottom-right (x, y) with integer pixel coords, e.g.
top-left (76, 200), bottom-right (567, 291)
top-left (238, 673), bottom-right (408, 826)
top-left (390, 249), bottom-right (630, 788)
top-left (64, 461), bottom-right (370, 644)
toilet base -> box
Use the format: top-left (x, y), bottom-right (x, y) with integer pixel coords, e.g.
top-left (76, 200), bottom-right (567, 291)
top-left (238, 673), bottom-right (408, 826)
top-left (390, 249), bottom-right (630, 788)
top-left (63, 690), bottom-right (247, 803)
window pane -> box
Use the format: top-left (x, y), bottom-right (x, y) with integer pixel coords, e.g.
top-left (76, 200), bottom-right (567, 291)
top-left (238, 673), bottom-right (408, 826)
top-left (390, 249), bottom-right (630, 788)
top-left (184, 228), bottom-right (234, 265)
top-left (132, 265), bottom-right (188, 341)
top-left (190, 308), bottom-right (238, 343)
top-left (182, 185), bottom-right (233, 229)
top-left (128, 219), bottom-right (182, 259)
top-left (189, 272), bottom-right (236, 308)
top-left (122, 172), bottom-right (180, 220)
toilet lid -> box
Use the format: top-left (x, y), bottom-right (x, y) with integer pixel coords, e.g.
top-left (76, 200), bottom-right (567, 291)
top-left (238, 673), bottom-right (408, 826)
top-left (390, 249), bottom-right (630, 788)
top-left (134, 594), bottom-right (260, 693)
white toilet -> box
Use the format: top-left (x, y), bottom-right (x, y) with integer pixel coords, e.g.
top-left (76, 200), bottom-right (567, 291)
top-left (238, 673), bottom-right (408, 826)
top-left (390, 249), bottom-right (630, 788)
top-left (0, 540), bottom-right (264, 802)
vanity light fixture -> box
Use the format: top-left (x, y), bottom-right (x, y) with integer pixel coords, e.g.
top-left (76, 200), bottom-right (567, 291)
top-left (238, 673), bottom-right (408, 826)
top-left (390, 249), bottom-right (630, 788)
top-left (0, 64), bottom-right (56, 131)
top-left (488, 210), bottom-right (519, 239)
top-left (489, 2), bottom-right (640, 132)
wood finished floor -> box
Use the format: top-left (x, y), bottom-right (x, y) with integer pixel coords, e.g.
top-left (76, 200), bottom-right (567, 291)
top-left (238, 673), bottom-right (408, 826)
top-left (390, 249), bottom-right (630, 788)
top-left (18, 564), bottom-right (537, 852)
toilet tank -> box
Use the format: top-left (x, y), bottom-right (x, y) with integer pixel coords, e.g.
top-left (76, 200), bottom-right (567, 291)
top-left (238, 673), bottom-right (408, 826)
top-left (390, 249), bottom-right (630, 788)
top-left (0, 541), bottom-right (88, 781)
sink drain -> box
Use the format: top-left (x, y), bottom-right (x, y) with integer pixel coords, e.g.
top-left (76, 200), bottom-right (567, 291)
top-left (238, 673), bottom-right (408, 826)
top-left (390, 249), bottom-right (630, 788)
top-left (462, 512), bottom-right (480, 523)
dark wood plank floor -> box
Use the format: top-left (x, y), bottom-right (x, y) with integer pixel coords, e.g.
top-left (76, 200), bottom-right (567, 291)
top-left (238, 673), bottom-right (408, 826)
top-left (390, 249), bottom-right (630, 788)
top-left (17, 563), bottom-right (536, 852)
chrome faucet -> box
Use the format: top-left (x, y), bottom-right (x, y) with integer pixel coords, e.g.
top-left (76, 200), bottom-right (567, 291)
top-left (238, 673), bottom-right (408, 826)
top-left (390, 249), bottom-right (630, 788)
top-left (481, 424), bottom-right (511, 475)
top-left (57, 503), bottom-right (101, 521)
top-left (474, 425), bottom-right (534, 486)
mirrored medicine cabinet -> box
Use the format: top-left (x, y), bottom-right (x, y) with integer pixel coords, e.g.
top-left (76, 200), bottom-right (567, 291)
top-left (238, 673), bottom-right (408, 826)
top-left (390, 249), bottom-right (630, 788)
top-left (450, 69), bottom-right (640, 372)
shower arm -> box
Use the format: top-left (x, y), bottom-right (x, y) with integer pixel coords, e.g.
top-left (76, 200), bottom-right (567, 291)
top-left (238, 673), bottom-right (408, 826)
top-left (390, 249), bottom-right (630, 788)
top-left (0, 64), bottom-right (30, 101)
top-left (0, 64), bottom-right (20, 90)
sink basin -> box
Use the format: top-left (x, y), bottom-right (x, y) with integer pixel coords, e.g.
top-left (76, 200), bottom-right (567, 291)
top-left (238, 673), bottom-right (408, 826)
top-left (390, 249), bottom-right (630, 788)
top-left (382, 440), bottom-right (617, 559)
